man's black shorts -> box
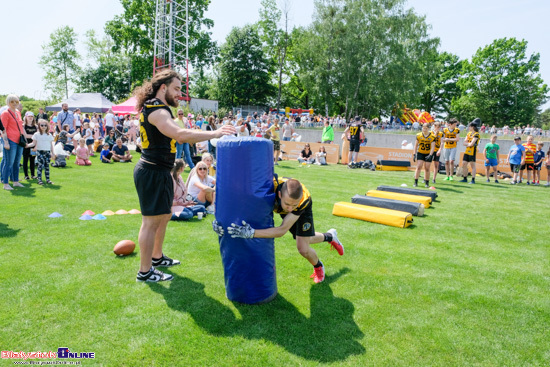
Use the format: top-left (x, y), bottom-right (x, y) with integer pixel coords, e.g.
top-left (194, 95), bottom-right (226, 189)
top-left (349, 139), bottom-right (360, 152)
top-left (134, 160), bottom-right (173, 216)
top-left (520, 163), bottom-right (534, 171)
top-left (432, 152), bottom-right (440, 162)
top-left (416, 152), bottom-right (432, 162)
top-left (280, 203), bottom-right (315, 239)
top-left (463, 153), bottom-right (476, 163)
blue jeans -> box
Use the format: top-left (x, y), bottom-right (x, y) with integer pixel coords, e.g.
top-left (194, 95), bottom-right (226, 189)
top-left (283, 137), bottom-right (291, 141)
top-left (176, 143), bottom-right (195, 168)
top-left (1, 140), bottom-right (24, 184)
top-left (171, 205), bottom-right (206, 221)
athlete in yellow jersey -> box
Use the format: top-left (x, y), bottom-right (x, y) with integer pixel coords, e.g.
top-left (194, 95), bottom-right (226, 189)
top-left (459, 119), bottom-right (481, 184)
top-left (430, 122), bottom-right (445, 184)
top-left (413, 123), bottom-right (435, 187)
top-left (441, 118), bottom-right (461, 180)
top-left (219, 175), bottom-right (344, 283)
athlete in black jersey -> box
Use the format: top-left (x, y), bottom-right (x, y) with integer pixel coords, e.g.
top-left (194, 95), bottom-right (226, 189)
top-left (133, 70), bottom-right (236, 283)
top-left (215, 177), bottom-right (344, 283)
top-left (343, 116), bottom-right (364, 166)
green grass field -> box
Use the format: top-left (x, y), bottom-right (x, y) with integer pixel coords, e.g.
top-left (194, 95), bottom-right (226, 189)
top-left (1, 154), bottom-right (549, 366)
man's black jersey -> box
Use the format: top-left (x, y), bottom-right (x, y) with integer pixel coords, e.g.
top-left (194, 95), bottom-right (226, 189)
top-left (139, 98), bottom-right (176, 169)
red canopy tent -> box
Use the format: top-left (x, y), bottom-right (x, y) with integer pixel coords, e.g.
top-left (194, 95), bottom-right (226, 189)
top-left (111, 96), bottom-right (139, 115)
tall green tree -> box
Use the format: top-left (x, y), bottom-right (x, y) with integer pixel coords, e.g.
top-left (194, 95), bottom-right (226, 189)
top-left (217, 25), bottom-right (276, 107)
top-left (105, 0), bottom-right (218, 86)
top-left (420, 51), bottom-right (464, 117)
top-left (258, 0), bottom-right (292, 111)
top-left (75, 30), bottom-right (132, 102)
top-left (294, 0), bottom-right (438, 117)
top-left (454, 38), bottom-right (549, 126)
top-left (39, 26), bottom-right (80, 99)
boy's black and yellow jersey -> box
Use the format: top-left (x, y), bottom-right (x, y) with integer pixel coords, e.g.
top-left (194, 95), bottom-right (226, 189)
top-left (139, 98), bottom-right (177, 169)
top-left (273, 176), bottom-right (311, 216)
top-left (431, 130), bottom-right (444, 151)
top-left (416, 132), bottom-right (435, 154)
top-left (464, 131), bottom-right (480, 156)
top-left (443, 127), bottom-right (460, 149)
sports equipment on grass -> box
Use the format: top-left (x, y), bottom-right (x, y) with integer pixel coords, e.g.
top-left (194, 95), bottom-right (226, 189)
top-left (366, 190), bottom-right (431, 208)
top-left (215, 137), bottom-right (277, 304)
top-left (82, 210), bottom-right (95, 216)
top-left (332, 202), bottom-right (413, 228)
top-left (113, 240), bottom-right (135, 256)
top-left (376, 185), bottom-right (437, 201)
top-left (351, 194), bottom-right (424, 216)
top-left (128, 209), bottom-right (141, 214)
top-left (102, 210), bottom-right (115, 216)
top-left (48, 212), bottom-right (63, 218)
top-left (79, 214), bottom-right (93, 220)
top-left (115, 209), bottom-right (128, 215)
top-left (92, 214), bottom-right (106, 220)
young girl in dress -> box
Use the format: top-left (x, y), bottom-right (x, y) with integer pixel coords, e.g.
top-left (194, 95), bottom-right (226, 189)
top-left (22, 111), bottom-right (38, 180)
top-left (27, 119), bottom-right (55, 185)
top-left (75, 138), bottom-right (92, 166)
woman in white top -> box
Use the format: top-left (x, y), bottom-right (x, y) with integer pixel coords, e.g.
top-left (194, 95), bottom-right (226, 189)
top-left (27, 119), bottom-right (55, 185)
top-left (186, 161), bottom-right (215, 207)
top-left (236, 118), bottom-right (250, 137)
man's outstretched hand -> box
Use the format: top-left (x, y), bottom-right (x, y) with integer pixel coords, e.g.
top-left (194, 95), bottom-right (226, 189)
top-left (227, 221), bottom-right (255, 239)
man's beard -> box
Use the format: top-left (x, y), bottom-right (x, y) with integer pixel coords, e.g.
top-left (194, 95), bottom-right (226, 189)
top-left (165, 93), bottom-right (179, 108)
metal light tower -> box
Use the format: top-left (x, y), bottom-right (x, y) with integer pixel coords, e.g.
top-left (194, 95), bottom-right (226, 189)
top-left (153, 0), bottom-right (190, 101)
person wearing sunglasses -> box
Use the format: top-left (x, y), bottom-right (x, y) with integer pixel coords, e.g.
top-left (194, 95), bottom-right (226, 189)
top-left (298, 144), bottom-right (314, 164)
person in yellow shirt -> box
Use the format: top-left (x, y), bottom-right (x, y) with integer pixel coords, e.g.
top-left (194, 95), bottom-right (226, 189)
top-left (266, 118), bottom-right (281, 166)
top-left (413, 123), bottom-right (435, 187)
top-left (441, 118), bottom-right (460, 180)
top-left (430, 122), bottom-right (444, 184)
top-left (459, 120), bottom-right (480, 184)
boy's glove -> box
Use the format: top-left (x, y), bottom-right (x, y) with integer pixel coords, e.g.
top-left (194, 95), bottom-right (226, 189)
top-left (212, 220), bottom-right (224, 237)
top-left (227, 221), bottom-right (255, 239)
top-left (426, 154), bottom-right (433, 161)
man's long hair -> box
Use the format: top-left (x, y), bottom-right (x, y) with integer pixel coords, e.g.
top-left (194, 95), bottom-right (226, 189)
top-left (134, 70), bottom-right (182, 111)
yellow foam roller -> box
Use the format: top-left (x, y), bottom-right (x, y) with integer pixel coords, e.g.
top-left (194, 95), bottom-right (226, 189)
top-left (377, 165), bottom-right (409, 171)
top-left (366, 190), bottom-right (431, 208)
top-left (332, 202), bottom-right (413, 228)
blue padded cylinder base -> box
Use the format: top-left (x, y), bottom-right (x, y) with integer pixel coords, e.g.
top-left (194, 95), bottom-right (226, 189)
top-left (215, 137), bottom-right (277, 304)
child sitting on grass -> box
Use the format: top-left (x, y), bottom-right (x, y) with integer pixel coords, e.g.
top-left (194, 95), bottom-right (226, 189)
top-left (75, 138), bottom-right (92, 166)
top-left (100, 143), bottom-right (113, 163)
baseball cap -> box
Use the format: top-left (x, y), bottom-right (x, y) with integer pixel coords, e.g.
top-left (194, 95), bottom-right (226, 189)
top-left (514, 136), bottom-right (521, 140)
top-left (25, 111), bottom-right (34, 117)
top-left (355, 116), bottom-right (360, 121)
top-left (402, 140), bottom-right (408, 145)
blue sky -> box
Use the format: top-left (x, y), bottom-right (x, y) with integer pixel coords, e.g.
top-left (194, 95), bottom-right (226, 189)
top-left (2, 0), bottom-right (548, 109)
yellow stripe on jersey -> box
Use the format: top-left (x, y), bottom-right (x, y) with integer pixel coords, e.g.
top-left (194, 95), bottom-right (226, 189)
top-left (416, 133), bottom-right (435, 154)
top-left (431, 131), bottom-right (444, 150)
top-left (139, 114), bottom-right (150, 149)
top-left (443, 128), bottom-right (459, 149)
top-left (273, 176), bottom-right (311, 215)
top-left (464, 132), bottom-right (480, 155)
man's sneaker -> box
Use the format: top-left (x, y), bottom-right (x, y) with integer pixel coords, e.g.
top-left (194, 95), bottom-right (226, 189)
top-left (152, 254), bottom-right (181, 268)
top-left (327, 228), bottom-right (344, 256)
top-left (309, 263), bottom-right (325, 283)
top-left (449, 176), bottom-right (454, 181)
top-left (459, 178), bottom-right (468, 183)
top-left (425, 183), bottom-right (429, 188)
top-left (444, 177), bottom-right (450, 181)
top-left (432, 179), bottom-right (436, 184)
top-left (136, 266), bottom-right (173, 282)
top-left (486, 179), bottom-right (490, 183)
top-left (495, 179), bottom-right (499, 183)
top-left (469, 180), bottom-right (475, 184)
top-left (413, 183), bottom-right (418, 187)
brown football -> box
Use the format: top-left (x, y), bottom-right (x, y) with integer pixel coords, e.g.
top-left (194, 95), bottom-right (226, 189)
top-left (113, 240), bottom-right (136, 256)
